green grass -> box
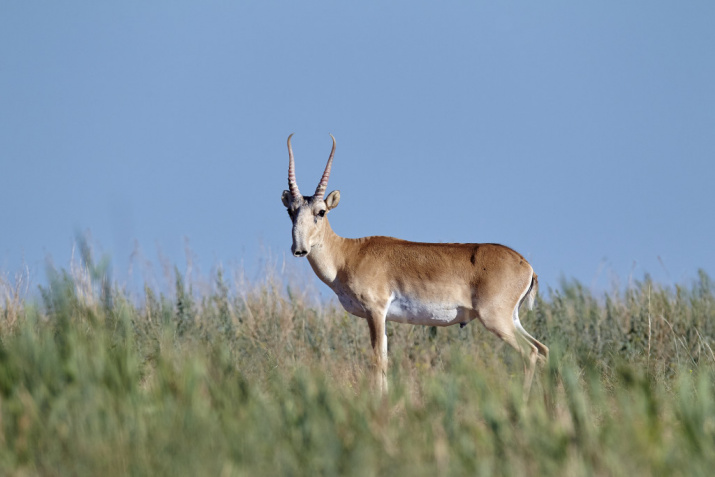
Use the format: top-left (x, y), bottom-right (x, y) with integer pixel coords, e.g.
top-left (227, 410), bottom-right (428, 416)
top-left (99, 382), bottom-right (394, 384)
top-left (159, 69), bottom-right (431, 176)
top-left (0, 247), bottom-right (714, 476)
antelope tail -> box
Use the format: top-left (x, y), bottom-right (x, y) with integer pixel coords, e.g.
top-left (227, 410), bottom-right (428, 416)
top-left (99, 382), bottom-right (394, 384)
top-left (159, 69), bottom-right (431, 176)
top-left (526, 273), bottom-right (539, 310)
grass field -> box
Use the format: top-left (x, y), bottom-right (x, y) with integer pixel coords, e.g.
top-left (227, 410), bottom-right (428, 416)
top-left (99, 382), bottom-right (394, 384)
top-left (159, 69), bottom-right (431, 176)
top-left (1, 245), bottom-right (714, 476)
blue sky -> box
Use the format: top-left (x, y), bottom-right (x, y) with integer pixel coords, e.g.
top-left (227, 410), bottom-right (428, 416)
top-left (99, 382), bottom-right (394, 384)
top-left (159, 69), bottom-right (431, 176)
top-left (1, 1), bottom-right (713, 295)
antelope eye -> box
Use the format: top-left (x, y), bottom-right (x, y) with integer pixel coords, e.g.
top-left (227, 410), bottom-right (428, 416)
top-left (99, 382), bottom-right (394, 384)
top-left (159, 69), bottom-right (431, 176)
top-left (318, 210), bottom-right (326, 218)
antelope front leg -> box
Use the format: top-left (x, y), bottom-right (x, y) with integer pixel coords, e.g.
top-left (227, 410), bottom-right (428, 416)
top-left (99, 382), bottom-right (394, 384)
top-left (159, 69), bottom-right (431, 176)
top-left (367, 312), bottom-right (388, 394)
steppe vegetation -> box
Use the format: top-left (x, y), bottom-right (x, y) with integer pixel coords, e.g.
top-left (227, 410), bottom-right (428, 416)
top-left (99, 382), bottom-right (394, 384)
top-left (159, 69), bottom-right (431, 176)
top-left (1, 242), bottom-right (714, 476)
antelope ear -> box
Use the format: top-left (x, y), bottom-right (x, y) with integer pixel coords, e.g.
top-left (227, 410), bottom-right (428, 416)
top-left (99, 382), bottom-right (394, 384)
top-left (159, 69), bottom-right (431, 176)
top-left (325, 190), bottom-right (340, 210)
top-left (281, 190), bottom-right (291, 207)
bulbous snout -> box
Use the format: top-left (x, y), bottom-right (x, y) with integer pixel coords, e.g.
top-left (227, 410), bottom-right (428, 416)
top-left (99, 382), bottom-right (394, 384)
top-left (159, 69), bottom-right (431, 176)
top-left (291, 225), bottom-right (310, 258)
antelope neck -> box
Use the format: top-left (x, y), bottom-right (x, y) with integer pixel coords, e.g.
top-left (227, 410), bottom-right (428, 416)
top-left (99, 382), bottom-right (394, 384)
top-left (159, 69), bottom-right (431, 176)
top-left (306, 219), bottom-right (353, 287)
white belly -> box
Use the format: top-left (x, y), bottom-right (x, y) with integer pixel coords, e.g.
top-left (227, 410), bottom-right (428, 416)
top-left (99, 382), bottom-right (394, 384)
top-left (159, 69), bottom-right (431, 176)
top-left (386, 294), bottom-right (470, 326)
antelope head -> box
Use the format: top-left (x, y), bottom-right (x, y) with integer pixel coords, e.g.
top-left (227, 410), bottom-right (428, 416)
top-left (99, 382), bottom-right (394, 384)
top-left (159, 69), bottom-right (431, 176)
top-left (281, 134), bottom-right (341, 257)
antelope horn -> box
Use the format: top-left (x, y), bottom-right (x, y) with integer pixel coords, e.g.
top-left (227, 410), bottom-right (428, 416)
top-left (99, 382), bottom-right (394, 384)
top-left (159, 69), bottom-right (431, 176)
top-left (287, 134), bottom-right (301, 198)
top-left (314, 134), bottom-right (336, 200)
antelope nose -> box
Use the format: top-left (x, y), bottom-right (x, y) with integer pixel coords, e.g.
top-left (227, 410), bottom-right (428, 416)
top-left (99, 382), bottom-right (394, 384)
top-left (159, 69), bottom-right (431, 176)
top-left (293, 250), bottom-right (308, 257)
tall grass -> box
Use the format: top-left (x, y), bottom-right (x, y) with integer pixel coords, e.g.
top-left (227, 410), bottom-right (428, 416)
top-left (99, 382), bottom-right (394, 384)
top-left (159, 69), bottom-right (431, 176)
top-left (0, 246), bottom-right (714, 476)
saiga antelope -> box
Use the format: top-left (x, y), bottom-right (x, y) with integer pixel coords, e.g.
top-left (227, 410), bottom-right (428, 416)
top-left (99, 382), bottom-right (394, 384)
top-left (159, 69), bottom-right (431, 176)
top-left (281, 134), bottom-right (549, 398)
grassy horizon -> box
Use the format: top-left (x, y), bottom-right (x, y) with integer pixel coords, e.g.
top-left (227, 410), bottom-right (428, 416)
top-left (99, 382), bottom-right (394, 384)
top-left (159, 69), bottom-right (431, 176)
top-left (1, 242), bottom-right (714, 476)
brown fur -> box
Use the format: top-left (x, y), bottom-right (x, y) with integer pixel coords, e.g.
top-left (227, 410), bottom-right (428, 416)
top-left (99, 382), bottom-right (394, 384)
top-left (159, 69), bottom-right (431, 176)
top-left (282, 136), bottom-right (548, 398)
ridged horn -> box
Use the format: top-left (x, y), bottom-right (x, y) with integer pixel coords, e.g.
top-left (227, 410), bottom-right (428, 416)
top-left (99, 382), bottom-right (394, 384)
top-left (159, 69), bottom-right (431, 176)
top-left (287, 134), bottom-right (301, 199)
top-left (314, 134), bottom-right (336, 200)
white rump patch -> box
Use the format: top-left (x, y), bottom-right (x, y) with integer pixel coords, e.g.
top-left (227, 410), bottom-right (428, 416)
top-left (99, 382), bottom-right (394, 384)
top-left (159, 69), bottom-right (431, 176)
top-left (513, 280), bottom-right (540, 345)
